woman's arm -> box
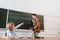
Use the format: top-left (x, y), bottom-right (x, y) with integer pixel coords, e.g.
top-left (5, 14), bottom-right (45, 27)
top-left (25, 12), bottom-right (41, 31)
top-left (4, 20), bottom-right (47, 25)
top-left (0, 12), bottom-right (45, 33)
top-left (14, 22), bottom-right (24, 29)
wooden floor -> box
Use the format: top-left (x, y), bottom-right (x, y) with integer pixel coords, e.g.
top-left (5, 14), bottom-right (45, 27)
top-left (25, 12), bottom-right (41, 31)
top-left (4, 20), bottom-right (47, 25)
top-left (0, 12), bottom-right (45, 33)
top-left (0, 37), bottom-right (60, 40)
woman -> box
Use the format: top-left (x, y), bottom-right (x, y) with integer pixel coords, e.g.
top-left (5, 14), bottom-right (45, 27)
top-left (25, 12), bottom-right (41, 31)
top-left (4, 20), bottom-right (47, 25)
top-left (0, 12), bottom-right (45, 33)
top-left (6, 21), bottom-right (24, 37)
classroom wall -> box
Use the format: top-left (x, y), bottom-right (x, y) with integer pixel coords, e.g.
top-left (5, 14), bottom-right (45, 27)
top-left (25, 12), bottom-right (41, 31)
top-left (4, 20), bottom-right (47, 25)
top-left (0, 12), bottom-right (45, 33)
top-left (0, 0), bottom-right (60, 37)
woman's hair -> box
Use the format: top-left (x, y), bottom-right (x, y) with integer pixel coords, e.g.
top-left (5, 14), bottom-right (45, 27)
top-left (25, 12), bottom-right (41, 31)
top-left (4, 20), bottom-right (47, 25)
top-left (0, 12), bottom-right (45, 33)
top-left (7, 21), bottom-right (14, 30)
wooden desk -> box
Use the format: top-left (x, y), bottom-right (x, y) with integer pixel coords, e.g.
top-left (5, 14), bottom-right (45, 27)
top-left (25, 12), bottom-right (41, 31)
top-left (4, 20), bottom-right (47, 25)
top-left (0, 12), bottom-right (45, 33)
top-left (0, 37), bottom-right (60, 40)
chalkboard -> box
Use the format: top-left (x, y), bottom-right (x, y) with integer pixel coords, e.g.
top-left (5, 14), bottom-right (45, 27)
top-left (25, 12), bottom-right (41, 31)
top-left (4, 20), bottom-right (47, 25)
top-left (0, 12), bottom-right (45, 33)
top-left (8, 10), bottom-right (44, 30)
top-left (0, 8), bottom-right (7, 28)
top-left (0, 8), bottom-right (44, 30)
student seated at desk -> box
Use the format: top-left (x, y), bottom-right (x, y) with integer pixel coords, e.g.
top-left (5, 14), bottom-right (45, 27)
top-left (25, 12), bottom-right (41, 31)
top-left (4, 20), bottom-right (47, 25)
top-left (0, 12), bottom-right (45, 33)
top-left (6, 21), bottom-right (24, 37)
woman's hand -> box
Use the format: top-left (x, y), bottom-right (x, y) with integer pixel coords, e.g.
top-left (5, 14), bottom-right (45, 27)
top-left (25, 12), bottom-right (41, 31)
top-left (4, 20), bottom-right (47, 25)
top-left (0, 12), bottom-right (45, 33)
top-left (21, 22), bottom-right (24, 25)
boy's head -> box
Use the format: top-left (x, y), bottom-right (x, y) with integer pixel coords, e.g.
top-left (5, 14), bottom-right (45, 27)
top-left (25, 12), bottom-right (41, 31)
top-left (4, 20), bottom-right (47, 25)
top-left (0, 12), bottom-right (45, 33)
top-left (32, 14), bottom-right (37, 19)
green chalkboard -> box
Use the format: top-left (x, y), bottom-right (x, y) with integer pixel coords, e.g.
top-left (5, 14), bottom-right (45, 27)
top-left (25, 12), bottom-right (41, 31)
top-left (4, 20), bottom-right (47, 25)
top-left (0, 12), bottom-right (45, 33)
top-left (8, 10), bottom-right (44, 30)
top-left (0, 8), bottom-right (44, 30)
top-left (0, 8), bottom-right (7, 28)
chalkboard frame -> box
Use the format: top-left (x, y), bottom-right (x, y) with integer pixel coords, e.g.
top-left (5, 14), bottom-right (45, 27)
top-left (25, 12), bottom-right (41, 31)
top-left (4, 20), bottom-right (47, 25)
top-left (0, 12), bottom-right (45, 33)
top-left (0, 8), bottom-right (44, 30)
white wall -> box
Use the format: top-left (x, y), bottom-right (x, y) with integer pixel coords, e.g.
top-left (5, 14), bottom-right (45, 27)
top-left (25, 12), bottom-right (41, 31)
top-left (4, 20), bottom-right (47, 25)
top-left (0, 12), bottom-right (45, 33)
top-left (0, 0), bottom-right (60, 37)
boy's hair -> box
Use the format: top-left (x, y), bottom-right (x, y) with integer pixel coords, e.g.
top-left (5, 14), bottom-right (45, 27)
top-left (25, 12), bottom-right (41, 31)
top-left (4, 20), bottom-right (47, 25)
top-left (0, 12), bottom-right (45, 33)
top-left (32, 14), bottom-right (37, 16)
